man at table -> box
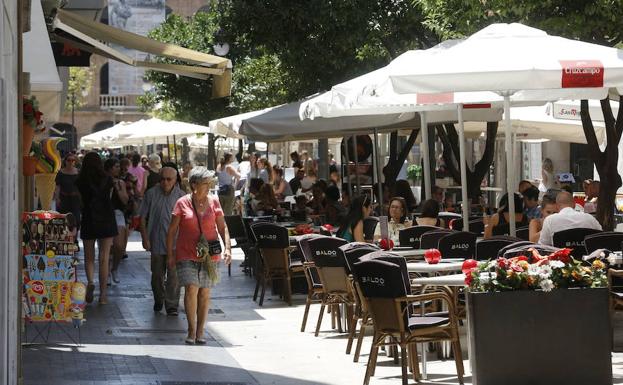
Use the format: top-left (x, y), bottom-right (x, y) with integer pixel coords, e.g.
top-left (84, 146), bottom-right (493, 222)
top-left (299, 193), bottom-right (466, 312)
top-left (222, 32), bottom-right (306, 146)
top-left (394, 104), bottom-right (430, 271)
top-left (538, 191), bottom-right (602, 246)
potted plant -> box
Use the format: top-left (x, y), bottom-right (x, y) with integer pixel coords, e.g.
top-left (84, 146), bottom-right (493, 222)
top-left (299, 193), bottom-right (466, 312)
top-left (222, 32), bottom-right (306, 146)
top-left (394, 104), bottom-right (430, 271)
top-left (406, 164), bottom-right (422, 186)
top-left (22, 96), bottom-right (45, 155)
top-left (465, 248), bottom-right (612, 385)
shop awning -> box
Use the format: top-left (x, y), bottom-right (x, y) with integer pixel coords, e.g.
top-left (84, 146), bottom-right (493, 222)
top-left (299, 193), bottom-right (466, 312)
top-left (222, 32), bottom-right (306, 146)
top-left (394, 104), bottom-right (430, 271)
top-left (23, 0), bottom-right (63, 121)
top-left (51, 9), bottom-right (232, 96)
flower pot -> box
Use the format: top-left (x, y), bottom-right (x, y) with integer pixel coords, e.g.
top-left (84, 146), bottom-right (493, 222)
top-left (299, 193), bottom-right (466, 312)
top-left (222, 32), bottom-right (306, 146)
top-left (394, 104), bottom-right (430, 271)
top-left (22, 120), bottom-right (34, 155)
top-left (467, 288), bottom-right (611, 385)
top-left (22, 156), bottom-right (37, 176)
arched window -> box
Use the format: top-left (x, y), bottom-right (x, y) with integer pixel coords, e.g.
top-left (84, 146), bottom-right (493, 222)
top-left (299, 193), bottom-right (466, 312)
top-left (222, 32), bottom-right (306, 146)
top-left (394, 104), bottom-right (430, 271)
top-left (196, 5), bottom-right (212, 14)
top-left (92, 120), bottom-right (114, 133)
top-left (53, 123), bottom-right (77, 154)
top-left (100, 63), bottom-right (109, 95)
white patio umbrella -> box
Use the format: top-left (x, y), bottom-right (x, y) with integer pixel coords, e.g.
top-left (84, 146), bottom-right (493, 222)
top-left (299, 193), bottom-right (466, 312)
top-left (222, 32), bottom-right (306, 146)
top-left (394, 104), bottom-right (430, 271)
top-left (120, 117), bottom-right (242, 144)
top-left (79, 120), bottom-right (148, 149)
top-left (304, 23), bottom-right (623, 235)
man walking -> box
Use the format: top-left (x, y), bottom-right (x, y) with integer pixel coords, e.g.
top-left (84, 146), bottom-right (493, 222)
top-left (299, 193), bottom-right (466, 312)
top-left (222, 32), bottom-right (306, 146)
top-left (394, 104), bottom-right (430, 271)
top-left (140, 167), bottom-right (186, 315)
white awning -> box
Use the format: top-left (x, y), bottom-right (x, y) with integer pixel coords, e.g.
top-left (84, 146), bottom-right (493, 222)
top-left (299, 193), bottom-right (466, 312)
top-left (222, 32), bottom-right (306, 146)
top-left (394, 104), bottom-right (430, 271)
top-left (23, 0), bottom-right (63, 121)
top-left (52, 9), bottom-right (232, 97)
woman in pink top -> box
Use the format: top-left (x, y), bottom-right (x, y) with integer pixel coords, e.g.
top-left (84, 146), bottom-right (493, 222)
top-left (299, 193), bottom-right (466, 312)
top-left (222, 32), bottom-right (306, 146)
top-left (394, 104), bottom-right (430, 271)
top-left (128, 152), bottom-right (147, 197)
top-left (166, 167), bottom-right (232, 345)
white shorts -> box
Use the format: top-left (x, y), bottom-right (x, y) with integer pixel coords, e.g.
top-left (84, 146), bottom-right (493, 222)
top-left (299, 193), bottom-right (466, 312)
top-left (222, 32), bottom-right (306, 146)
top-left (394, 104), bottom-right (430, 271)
top-left (114, 209), bottom-right (126, 228)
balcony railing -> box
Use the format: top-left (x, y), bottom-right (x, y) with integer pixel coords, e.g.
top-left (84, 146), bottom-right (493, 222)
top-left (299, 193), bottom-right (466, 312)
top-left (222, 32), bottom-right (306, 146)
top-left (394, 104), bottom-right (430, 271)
top-left (99, 95), bottom-right (127, 109)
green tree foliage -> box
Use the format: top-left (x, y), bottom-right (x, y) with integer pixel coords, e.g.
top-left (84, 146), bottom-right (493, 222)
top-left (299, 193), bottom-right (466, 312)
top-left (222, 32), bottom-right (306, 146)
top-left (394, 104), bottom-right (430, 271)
top-left (220, 0), bottom-right (437, 100)
top-left (416, 0), bottom-right (623, 44)
top-left (64, 67), bottom-right (92, 111)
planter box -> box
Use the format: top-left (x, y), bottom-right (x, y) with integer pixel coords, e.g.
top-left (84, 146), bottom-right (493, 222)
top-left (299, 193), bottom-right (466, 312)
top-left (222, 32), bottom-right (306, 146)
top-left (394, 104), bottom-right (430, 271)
top-left (467, 288), bottom-right (612, 385)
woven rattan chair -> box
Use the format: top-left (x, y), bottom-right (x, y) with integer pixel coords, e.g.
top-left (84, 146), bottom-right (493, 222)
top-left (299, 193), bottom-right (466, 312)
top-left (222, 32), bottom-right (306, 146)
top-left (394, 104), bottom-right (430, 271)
top-left (553, 228), bottom-right (602, 259)
top-left (297, 233), bottom-right (326, 332)
top-left (307, 236), bottom-right (350, 336)
top-left (251, 222), bottom-right (303, 306)
top-left (353, 256), bottom-right (464, 385)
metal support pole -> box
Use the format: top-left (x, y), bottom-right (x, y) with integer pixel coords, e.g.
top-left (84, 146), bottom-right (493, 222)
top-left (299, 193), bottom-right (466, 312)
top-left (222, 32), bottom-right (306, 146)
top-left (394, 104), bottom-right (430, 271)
top-left (504, 95), bottom-right (516, 236)
top-left (420, 112), bottom-right (431, 199)
top-left (344, 138), bottom-right (353, 199)
top-left (352, 135), bottom-right (361, 196)
top-left (166, 136), bottom-right (171, 162)
top-left (318, 138), bottom-right (329, 180)
top-left (457, 105), bottom-right (469, 232)
top-left (173, 135), bottom-right (178, 165)
top-left (373, 128), bottom-right (383, 210)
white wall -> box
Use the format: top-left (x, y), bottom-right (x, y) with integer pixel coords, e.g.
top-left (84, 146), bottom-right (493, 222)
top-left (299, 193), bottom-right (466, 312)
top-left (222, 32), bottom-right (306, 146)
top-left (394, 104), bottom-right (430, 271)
top-left (0, 0), bottom-right (21, 383)
top-left (541, 141), bottom-right (570, 175)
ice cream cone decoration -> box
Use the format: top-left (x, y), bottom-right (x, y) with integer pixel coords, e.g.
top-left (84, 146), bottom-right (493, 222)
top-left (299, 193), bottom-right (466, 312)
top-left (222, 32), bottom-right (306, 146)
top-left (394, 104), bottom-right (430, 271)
top-left (35, 173), bottom-right (57, 211)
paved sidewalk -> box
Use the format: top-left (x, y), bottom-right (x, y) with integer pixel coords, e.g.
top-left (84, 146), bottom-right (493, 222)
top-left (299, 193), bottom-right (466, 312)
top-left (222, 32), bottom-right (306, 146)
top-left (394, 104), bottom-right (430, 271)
top-left (22, 232), bottom-right (623, 385)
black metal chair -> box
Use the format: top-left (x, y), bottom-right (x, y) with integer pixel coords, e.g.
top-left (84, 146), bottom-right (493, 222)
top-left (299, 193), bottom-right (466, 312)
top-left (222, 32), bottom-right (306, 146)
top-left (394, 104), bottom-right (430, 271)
top-left (420, 229), bottom-right (453, 250)
top-left (251, 222), bottom-right (303, 306)
top-left (450, 217), bottom-right (484, 235)
top-left (339, 242), bottom-right (380, 361)
top-left (552, 228), bottom-right (602, 259)
top-left (584, 232), bottom-right (623, 254)
top-left (398, 225), bottom-right (440, 248)
top-left (492, 222), bottom-right (529, 237)
top-left (438, 231), bottom-right (477, 259)
top-left (307, 236), bottom-right (350, 336)
top-left (363, 216), bottom-right (379, 241)
top-left (515, 226), bottom-right (530, 241)
top-left (499, 242), bottom-right (560, 259)
top-left (438, 212), bottom-right (461, 228)
top-left (297, 234), bottom-right (326, 332)
top-left (353, 257), bottom-right (464, 385)
top-left (224, 215), bottom-right (249, 276)
top-left (475, 236), bottom-right (522, 261)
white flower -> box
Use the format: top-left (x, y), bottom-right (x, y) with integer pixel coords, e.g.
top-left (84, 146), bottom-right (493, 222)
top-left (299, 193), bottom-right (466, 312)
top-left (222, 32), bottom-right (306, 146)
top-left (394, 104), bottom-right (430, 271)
top-left (549, 260), bottom-right (564, 269)
top-left (539, 265), bottom-right (552, 277)
top-left (527, 264), bottom-right (540, 276)
top-left (540, 279), bottom-right (554, 292)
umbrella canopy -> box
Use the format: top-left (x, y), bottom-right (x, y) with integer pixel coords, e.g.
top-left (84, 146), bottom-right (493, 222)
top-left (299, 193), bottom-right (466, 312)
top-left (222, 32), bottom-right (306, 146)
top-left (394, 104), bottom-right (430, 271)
top-left (79, 120), bottom-right (147, 149)
top-left (120, 117), bottom-right (240, 143)
top-left (240, 93), bottom-right (502, 142)
top-left (387, 23), bottom-right (622, 97)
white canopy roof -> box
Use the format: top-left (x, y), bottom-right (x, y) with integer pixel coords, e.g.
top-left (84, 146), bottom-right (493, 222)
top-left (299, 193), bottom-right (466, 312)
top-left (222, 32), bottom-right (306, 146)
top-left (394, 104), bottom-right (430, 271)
top-left (121, 117), bottom-right (240, 143)
top-left (79, 120), bottom-right (146, 149)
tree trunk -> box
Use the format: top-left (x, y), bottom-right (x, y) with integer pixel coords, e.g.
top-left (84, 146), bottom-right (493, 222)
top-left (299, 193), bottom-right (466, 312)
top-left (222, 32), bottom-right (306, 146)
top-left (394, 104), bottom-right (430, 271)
top-left (437, 122), bottom-right (498, 202)
top-left (382, 129), bottom-right (419, 190)
top-left (580, 97), bottom-right (623, 231)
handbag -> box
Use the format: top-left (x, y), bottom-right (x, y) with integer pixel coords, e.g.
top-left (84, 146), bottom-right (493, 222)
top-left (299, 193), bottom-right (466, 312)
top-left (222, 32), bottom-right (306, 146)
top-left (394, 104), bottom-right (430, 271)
top-left (190, 196), bottom-right (221, 285)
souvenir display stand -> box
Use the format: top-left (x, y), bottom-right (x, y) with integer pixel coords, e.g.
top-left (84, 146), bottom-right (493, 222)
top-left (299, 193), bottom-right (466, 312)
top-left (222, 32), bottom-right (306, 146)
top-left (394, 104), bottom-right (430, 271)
top-left (21, 211), bottom-right (85, 346)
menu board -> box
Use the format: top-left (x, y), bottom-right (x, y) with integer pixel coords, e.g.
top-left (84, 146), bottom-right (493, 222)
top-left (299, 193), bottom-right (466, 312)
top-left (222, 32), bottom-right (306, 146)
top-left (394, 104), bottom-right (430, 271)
top-left (22, 211), bottom-right (85, 324)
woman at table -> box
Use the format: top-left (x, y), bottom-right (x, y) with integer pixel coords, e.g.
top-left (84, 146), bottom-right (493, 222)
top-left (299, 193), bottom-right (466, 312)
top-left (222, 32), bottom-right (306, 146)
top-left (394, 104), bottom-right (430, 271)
top-left (324, 185), bottom-right (345, 226)
top-left (257, 157), bottom-right (272, 184)
top-left (307, 181), bottom-right (327, 215)
top-left (529, 194), bottom-right (559, 243)
top-left (255, 184), bottom-right (281, 215)
top-left (337, 194), bottom-right (372, 242)
top-left (166, 166), bottom-right (232, 344)
top-left (416, 199), bottom-right (444, 227)
top-left (393, 179), bottom-right (418, 212)
top-left (484, 192), bottom-right (529, 239)
top-left (272, 166), bottom-right (292, 200)
top-left (374, 197), bottom-right (413, 242)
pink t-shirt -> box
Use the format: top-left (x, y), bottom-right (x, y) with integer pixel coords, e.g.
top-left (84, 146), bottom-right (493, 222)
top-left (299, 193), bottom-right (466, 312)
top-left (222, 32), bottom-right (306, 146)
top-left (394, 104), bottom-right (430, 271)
top-left (128, 165), bottom-right (146, 192)
top-left (172, 194), bottom-right (223, 262)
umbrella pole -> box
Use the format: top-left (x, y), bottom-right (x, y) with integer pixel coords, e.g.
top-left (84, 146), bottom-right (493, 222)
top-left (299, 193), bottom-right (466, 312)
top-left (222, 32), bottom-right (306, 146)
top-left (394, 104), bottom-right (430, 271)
top-left (420, 112), bottom-right (431, 200)
top-left (352, 135), bottom-right (361, 196)
top-left (344, 138), bottom-right (353, 199)
top-left (457, 105), bottom-right (470, 232)
top-left (166, 136), bottom-right (171, 162)
top-left (504, 94), bottom-right (516, 236)
top-left (173, 135), bottom-right (178, 165)
top-left (373, 128), bottom-right (383, 210)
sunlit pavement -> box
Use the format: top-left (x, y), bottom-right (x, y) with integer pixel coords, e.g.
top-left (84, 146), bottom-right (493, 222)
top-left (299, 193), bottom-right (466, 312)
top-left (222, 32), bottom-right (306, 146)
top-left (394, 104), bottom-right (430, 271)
top-left (21, 232), bottom-right (623, 385)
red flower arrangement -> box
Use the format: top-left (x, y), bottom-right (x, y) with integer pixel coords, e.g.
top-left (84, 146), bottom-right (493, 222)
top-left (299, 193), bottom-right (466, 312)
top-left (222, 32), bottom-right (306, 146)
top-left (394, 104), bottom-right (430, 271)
top-left (23, 96), bottom-right (45, 132)
top-left (466, 248), bottom-right (607, 292)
